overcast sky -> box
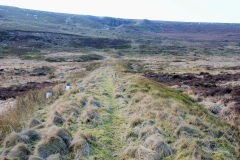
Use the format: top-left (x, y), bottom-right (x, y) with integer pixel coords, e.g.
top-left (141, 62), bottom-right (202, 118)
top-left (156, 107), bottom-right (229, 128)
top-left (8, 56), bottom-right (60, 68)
top-left (0, 0), bottom-right (239, 23)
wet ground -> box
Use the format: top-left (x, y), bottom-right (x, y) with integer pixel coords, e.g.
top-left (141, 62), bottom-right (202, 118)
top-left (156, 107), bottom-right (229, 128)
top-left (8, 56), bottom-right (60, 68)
top-left (144, 72), bottom-right (240, 113)
top-left (0, 82), bottom-right (56, 100)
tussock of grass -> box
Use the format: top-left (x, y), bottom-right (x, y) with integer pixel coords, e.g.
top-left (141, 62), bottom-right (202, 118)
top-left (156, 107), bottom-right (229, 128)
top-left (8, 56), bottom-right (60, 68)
top-left (129, 116), bottom-right (144, 128)
top-left (117, 61), bottom-right (239, 160)
top-left (0, 85), bottom-right (64, 141)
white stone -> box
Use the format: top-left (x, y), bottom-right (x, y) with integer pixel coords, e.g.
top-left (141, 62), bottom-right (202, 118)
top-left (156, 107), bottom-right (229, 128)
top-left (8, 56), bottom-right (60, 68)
top-left (46, 91), bottom-right (53, 99)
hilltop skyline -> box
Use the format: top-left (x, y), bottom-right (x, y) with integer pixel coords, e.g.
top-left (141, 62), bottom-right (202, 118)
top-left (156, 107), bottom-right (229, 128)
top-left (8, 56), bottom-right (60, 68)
top-left (0, 0), bottom-right (240, 23)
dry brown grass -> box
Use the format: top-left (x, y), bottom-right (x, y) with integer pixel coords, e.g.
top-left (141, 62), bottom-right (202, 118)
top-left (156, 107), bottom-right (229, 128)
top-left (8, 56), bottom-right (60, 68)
top-left (85, 62), bottom-right (102, 72)
top-left (0, 85), bottom-right (64, 141)
top-left (129, 116), bottom-right (144, 128)
top-left (80, 106), bottom-right (100, 123)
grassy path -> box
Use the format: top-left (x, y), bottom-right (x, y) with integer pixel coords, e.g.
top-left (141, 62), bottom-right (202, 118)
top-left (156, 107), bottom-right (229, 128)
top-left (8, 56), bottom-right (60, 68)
top-left (77, 66), bottom-right (128, 159)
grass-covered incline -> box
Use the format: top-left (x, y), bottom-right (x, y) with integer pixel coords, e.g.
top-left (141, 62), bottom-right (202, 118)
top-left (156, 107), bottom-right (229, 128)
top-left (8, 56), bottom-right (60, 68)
top-left (0, 61), bottom-right (239, 159)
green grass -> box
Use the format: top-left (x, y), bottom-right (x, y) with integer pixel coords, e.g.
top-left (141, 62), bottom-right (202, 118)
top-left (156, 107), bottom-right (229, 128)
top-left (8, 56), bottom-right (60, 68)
top-left (73, 68), bottom-right (128, 159)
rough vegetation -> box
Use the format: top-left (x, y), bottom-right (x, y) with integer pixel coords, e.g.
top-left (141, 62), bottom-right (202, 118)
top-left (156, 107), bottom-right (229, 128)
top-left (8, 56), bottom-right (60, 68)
top-left (0, 5), bottom-right (240, 160)
top-left (1, 63), bottom-right (239, 159)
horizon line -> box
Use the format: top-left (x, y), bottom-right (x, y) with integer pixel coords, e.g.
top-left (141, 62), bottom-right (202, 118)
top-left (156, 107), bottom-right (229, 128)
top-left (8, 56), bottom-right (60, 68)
top-left (1, 5), bottom-right (240, 25)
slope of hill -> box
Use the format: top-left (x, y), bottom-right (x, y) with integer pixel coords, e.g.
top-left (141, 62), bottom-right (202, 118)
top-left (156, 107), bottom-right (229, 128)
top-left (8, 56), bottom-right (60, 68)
top-left (0, 5), bottom-right (240, 160)
top-left (0, 5), bottom-right (240, 55)
top-left (1, 62), bottom-right (239, 159)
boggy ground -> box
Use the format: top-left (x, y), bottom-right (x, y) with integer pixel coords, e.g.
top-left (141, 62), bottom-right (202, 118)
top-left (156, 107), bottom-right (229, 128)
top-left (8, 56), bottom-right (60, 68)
top-left (0, 61), bottom-right (239, 160)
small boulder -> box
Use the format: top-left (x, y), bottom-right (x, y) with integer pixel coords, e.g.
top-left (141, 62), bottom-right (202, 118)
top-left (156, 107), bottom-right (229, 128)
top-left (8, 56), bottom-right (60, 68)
top-left (7, 143), bottom-right (31, 160)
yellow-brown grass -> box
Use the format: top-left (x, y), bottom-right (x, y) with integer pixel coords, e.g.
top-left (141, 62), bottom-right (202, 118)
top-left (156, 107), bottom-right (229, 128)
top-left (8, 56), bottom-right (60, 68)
top-left (0, 85), bottom-right (64, 141)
